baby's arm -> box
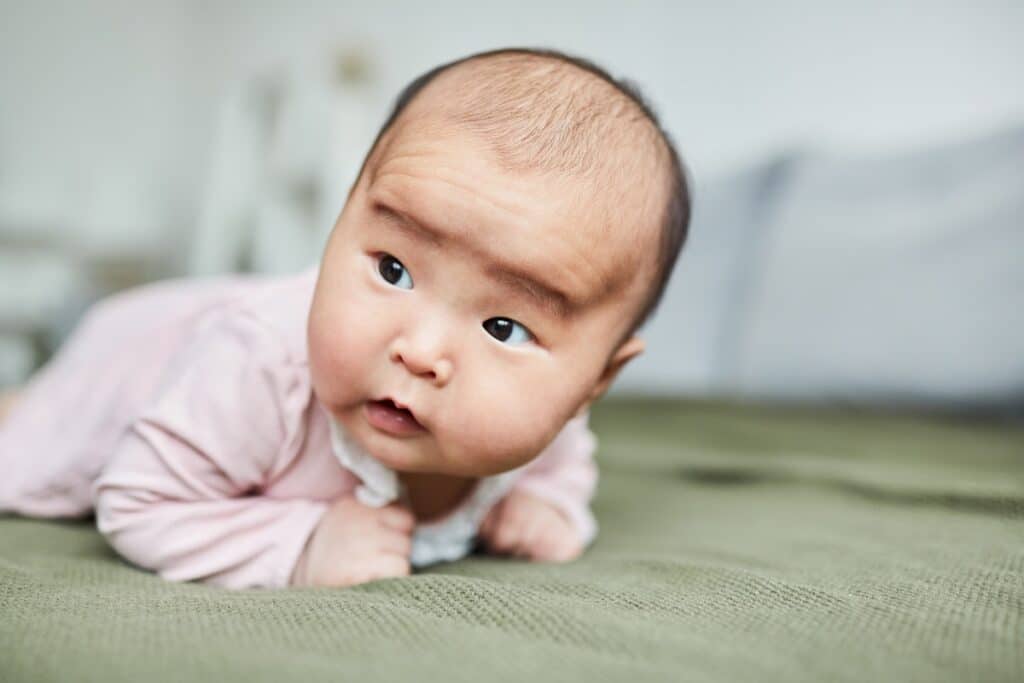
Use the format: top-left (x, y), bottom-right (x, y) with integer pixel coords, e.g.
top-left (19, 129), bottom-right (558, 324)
top-left (93, 312), bottom-right (331, 589)
top-left (479, 413), bottom-right (598, 561)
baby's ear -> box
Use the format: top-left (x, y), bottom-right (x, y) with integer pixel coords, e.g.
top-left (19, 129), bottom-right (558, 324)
top-left (576, 335), bottom-right (645, 416)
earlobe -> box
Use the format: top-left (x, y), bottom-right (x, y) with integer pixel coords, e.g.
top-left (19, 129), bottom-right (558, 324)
top-left (575, 335), bottom-right (646, 416)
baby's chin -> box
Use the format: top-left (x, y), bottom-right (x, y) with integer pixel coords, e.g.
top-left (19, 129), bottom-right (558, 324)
top-left (374, 448), bottom-right (498, 478)
top-left (368, 435), bottom-right (529, 479)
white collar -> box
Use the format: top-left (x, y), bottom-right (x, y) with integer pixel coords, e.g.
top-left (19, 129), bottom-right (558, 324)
top-left (328, 415), bottom-right (405, 508)
top-left (326, 414), bottom-right (524, 567)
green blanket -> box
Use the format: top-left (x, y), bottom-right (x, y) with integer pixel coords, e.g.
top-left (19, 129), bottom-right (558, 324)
top-left (2, 400), bottom-right (1021, 682)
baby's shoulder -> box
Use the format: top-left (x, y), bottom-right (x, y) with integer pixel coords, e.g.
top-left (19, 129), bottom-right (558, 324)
top-left (131, 269), bottom-right (320, 422)
top-left (175, 266), bottom-right (318, 369)
top-left (226, 266), bottom-right (319, 365)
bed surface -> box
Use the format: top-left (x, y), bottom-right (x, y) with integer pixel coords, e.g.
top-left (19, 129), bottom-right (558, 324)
top-left (2, 400), bottom-right (1021, 682)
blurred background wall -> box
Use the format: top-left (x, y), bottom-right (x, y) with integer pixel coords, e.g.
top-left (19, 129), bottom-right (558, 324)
top-left (1, 1), bottom-right (1022, 411)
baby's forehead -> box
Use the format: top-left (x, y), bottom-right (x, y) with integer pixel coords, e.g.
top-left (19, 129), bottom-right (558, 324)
top-left (369, 56), bottom-right (668, 312)
top-left (371, 134), bottom-right (656, 320)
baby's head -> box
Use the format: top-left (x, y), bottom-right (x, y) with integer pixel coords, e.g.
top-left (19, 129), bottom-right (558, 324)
top-left (308, 48), bottom-right (690, 478)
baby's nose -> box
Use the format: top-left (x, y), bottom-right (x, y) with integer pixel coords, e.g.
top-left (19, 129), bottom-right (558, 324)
top-left (389, 340), bottom-right (453, 386)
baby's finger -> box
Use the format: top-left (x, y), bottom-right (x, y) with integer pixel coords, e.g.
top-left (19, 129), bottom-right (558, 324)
top-left (376, 504), bottom-right (415, 533)
top-left (376, 528), bottom-right (413, 557)
top-left (492, 515), bottom-right (524, 555)
top-left (531, 526), bottom-right (559, 561)
top-left (537, 526), bottom-right (582, 563)
top-left (368, 552), bottom-right (411, 579)
top-left (514, 514), bottom-right (549, 558)
top-left (518, 512), bottom-right (547, 558)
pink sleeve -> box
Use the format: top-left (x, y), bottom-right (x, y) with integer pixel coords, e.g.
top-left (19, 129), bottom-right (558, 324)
top-left (509, 413), bottom-right (599, 546)
top-left (92, 311), bottom-right (327, 590)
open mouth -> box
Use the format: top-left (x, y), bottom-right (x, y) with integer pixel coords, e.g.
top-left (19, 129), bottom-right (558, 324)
top-left (365, 398), bottom-right (426, 436)
top-left (377, 398), bottom-right (417, 420)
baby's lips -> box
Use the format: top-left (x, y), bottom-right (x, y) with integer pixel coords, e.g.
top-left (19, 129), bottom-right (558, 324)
top-left (388, 396), bottom-right (414, 413)
top-left (371, 396), bottom-right (426, 431)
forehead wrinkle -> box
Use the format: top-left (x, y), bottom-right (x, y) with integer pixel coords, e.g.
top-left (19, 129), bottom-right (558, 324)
top-left (383, 122), bottom-right (651, 314)
top-left (375, 203), bottom-right (444, 248)
top-left (369, 116), bottom-right (638, 317)
top-left (375, 156), bottom-right (537, 231)
top-left (483, 264), bottom-right (576, 320)
top-left (370, 189), bottom-right (580, 320)
top-left (374, 166), bottom-right (597, 280)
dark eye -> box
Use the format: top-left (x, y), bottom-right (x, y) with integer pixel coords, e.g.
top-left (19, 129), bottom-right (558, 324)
top-left (483, 317), bottom-right (534, 345)
top-left (377, 254), bottom-right (413, 289)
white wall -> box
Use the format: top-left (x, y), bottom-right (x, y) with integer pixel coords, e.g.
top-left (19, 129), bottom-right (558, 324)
top-left (0, 0), bottom-right (213, 256)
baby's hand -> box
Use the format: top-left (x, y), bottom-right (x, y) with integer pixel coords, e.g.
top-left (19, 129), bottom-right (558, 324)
top-left (478, 490), bottom-right (583, 563)
top-left (291, 495), bottom-right (414, 587)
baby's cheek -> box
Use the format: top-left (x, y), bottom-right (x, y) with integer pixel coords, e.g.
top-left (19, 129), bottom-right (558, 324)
top-left (308, 305), bottom-right (372, 403)
top-left (448, 395), bottom-right (566, 475)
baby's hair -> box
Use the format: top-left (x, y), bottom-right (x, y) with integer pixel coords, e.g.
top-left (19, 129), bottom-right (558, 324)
top-left (354, 47), bottom-right (692, 338)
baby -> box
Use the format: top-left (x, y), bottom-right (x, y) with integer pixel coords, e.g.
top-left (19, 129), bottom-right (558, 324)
top-left (0, 48), bottom-right (690, 589)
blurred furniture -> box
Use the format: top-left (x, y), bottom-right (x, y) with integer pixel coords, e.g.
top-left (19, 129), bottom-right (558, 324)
top-left (189, 49), bottom-right (381, 278)
top-left (620, 123), bottom-right (1024, 414)
top-left (0, 186), bottom-right (88, 386)
top-left (2, 398), bottom-right (1021, 681)
top-left (0, 171), bottom-right (183, 385)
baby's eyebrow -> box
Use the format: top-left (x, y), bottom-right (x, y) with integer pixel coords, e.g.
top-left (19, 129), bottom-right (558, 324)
top-left (486, 265), bottom-right (575, 320)
top-left (376, 203), bottom-right (577, 320)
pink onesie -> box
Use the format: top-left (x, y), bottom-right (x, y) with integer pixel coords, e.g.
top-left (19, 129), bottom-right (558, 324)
top-left (0, 266), bottom-right (598, 589)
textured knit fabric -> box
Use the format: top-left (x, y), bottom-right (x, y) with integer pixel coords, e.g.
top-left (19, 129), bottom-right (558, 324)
top-left (0, 400), bottom-right (1021, 682)
top-left (0, 267), bottom-right (598, 589)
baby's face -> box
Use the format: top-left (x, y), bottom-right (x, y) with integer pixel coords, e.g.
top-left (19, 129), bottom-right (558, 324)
top-left (308, 115), bottom-right (651, 478)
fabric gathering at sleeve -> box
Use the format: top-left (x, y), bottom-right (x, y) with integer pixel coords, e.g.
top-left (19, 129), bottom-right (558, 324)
top-left (508, 412), bottom-right (600, 547)
top-left (92, 311), bottom-right (327, 590)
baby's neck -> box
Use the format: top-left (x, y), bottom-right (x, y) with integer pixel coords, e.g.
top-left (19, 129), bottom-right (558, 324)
top-left (398, 471), bottom-right (477, 523)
